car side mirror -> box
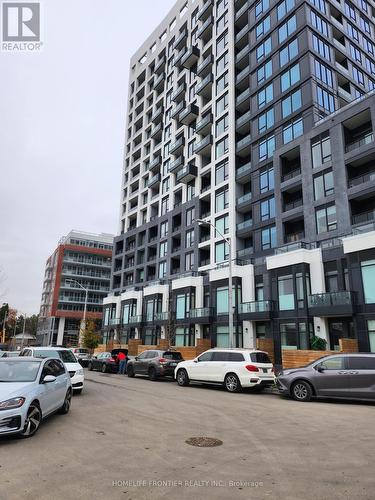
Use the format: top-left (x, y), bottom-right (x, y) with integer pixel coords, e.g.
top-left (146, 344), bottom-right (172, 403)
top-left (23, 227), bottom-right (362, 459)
top-left (42, 375), bottom-right (56, 384)
top-left (194, 359), bottom-right (198, 363)
top-left (317, 365), bottom-right (325, 373)
top-left (135, 356), bottom-right (138, 361)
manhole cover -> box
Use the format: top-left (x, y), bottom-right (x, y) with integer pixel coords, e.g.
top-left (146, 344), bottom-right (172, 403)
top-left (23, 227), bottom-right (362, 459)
top-left (185, 437), bottom-right (223, 447)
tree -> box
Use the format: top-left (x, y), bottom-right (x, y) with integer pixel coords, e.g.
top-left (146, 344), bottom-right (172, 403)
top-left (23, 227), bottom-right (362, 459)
top-left (25, 314), bottom-right (39, 337)
top-left (81, 320), bottom-right (101, 353)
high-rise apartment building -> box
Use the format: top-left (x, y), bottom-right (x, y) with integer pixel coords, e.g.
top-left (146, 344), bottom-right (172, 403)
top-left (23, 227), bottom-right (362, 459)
top-left (37, 230), bottom-right (113, 346)
top-left (104, 0), bottom-right (375, 364)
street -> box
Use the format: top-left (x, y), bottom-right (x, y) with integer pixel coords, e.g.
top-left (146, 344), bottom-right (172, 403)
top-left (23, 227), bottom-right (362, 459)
top-left (1, 370), bottom-right (375, 500)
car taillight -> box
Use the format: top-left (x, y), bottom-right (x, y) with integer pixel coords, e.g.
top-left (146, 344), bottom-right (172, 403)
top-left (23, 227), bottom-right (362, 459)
top-left (109, 358), bottom-right (116, 362)
top-left (245, 364), bottom-right (259, 372)
top-left (159, 358), bottom-right (167, 364)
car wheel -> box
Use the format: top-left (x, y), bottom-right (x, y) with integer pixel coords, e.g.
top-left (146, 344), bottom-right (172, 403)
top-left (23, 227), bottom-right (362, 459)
top-left (88, 362), bottom-right (93, 371)
top-left (224, 373), bottom-right (242, 393)
top-left (59, 389), bottom-right (72, 414)
top-left (291, 380), bottom-right (313, 402)
top-left (148, 367), bottom-right (157, 381)
top-left (19, 402), bottom-right (42, 438)
top-left (127, 365), bottom-right (135, 378)
top-left (74, 388), bottom-right (83, 395)
top-left (176, 369), bottom-right (189, 387)
top-left (101, 363), bottom-right (108, 373)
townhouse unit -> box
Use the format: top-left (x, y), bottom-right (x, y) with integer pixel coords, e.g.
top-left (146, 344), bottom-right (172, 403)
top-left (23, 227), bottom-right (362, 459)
top-left (103, 0), bottom-right (375, 364)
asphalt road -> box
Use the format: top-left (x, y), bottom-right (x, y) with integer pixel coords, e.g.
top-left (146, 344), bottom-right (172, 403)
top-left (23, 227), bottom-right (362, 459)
top-left (1, 370), bottom-right (374, 500)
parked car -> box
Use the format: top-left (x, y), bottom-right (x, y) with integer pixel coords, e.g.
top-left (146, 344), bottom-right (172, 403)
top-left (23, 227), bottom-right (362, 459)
top-left (276, 353), bottom-right (375, 402)
top-left (19, 347), bottom-right (84, 394)
top-left (0, 351), bottom-right (19, 358)
top-left (127, 350), bottom-right (184, 380)
top-left (0, 357), bottom-right (72, 438)
top-left (88, 349), bottom-right (128, 373)
top-left (70, 347), bottom-right (90, 367)
top-left (175, 349), bottom-right (274, 393)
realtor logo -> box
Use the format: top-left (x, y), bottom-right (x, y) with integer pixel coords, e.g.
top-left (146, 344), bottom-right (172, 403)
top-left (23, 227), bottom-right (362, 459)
top-left (2, 2), bottom-right (42, 51)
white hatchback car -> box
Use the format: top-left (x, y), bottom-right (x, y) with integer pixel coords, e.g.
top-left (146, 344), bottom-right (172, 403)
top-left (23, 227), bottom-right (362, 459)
top-left (175, 349), bottom-right (275, 393)
top-left (19, 347), bottom-right (84, 394)
top-left (0, 357), bottom-right (72, 438)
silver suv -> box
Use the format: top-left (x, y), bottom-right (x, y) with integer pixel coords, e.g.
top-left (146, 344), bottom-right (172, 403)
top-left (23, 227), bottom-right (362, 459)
top-left (277, 353), bottom-right (375, 402)
top-left (127, 350), bottom-right (184, 381)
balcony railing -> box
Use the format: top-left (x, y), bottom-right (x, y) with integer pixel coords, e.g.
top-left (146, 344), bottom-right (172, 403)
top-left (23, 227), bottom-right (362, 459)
top-left (236, 162), bottom-right (251, 179)
top-left (345, 131), bottom-right (374, 153)
top-left (237, 247), bottom-right (253, 258)
top-left (275, 241), bottom-right (316, 254)
top-left (308, 291), bottom-right (354, 308)
top-left (171, 83), bottom-right (186, 102)
top-left (281, 167), bottom-right (301, 182)
top-left (108, 318), bottom-right (121, 326)
top-left (235, 45), bottom-right (250, 64)
top-left (352, 209), bottom-right (375, 225)
top-left (197, 54), bottom-right (214, 76)
top-left (173, 30), bottom-right (188, 50)
top-left (189, 307), bottom-right (213, 319)
top-left (285, 232), bottom-right (305, 243)
top-left (240, 301), bottom-right (273, 314)
top-left (348, 171), bottom-right (375, 188)
top-left (236, 134), bottom-right (251, 152)
top-left (283, 198), bottom-right (303, 212)
top-left (196, 73), bottom-right (213, 95)
top-left (194, 135), bottom-right (212, 154)
top-left (128, 315), bottom-right (143, 324)
top-left (235, 0), bottom-right (251, 20)
top-left (196, 113), bottom-right (213, 133)
top-left (236, 87), bottom-right (251, 106)
top-left (236, 110), bottom-right (251, 129)
top-left (154, 312), bottom-right (170, 321)
top-left (237, 192), bottom-right (252, 205)
top-left (235, 24), bottom-right (250, 43)
top-left (236, 220), bottom-right (253, 231)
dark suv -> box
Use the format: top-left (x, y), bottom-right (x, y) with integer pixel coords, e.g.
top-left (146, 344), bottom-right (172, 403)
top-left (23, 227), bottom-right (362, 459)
top-left (127, 350), bottom-right (184, 380)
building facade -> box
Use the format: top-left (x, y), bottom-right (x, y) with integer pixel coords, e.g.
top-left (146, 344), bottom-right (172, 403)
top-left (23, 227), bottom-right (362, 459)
top-left (104, 0), bottom-right (375, 363)
top-left (37, 230), bottom-right (113, 346)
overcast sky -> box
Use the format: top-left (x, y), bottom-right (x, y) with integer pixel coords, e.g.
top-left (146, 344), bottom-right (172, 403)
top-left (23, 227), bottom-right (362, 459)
top-left (0, 0), bottom-right (175, 315)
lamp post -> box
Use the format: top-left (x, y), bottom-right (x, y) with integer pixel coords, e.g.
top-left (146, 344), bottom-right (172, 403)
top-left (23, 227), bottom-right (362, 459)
top-left (66, 279), bottom-right (88, 346)
top-left (20, 313), bottom-right (27, 349)
top-left (195, 219), bottom-right (235, 349)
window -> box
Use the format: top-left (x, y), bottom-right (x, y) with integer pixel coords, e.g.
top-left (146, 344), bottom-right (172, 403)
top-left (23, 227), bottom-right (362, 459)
top-left (215, 187), bottom-right (229, 211)
top-left (314, 170), bottom-right (334, 199)
top-left (161, 197), bottom-right (169, 215)
top-left (283, 117), bottom-right (303, 144)
top-left (216, 72), bottom-right (228, 93)
top-left (216, 114), bottom-right (228, 137)
top-left (279, 39), bottom-right (298, 66)
top-left (256, 15), bottom-right (271, 39)
top-left (217, 0), bottom-right (228, 15)
top-left (280, 322), bottom-right (311, 350)
top-left (186, 207), bottom-right (195, 226)
top-left (216, 12), bottom-right (228, 32)
top-left (278, 15), bottom-right (297, 43)
top-left (368, 320), bottom-right (375, 352)
top-left (317, 357), bottom-right (345, 370)
top-left (215, 241), bottom-right (229, 263)
top-left (176, 292), bottom-right (193, 319)
top-left (281, 88), bottom-right (302, 117)
top-left (261, 197), bottom-right (275, 221)
top-left (261, 226), bottom-right (277, 249)
top-left (175, 326), bottom-right (194, 347)
top-left (315, 204), bottom-right (337, 233)
top-left (258, 109), bottom-right (274, 133)
top-left (350, 44), bottom-right (362, 63)
top-left (216, 93), bottom-right (228, 114)
top-left (345, 1), bottom-right (356, 20)
top-left (185, 252), bottom-right (194, 270)
top-left (215, 136), bottom-right (229, 159)
top-left (311, 11), bottom-right (328, 36)
top-left (162, 177), bottom-right (169, 194)
top-left (256, 37), bottom-right (272, 61)
top-left (260, 166), bottom-right (274, 192)
top-left (277, 0), bottom-right (295, 20)
top-left (347, 23), bottom-right (359, 41)
top-left (258, 83), bottom-right (273, 108)
top-left (216, 31), bottom-right (228, 54)
top-left (158, 261), bottom-right (167, 278)
top-left (257, 60), bottom-right (272, 84)
top-left (312, 133), bottom-right (331, 167)
top-left (216, 214), bottom-right (229, 235)
top-left (255, 0), bottom-right (269, 18)
top-left (312, 34), bottom-right (330, 61)
top-left (314, 59), bottom-right (333, 87)
top-left (278, 274), bottom-right (295, 310)
top-left (309, 0), bottom-right (326, 13)
top-left (159, 241), bottom-right (168, 258)
top-left (216, 52), bottom-right (228, 74)
top-left (281, 63), bottom-right (300, 92)
top-left (361, 260), bottom-right (375, 304)
top-left (316, 86), bottom-right (335, 112)
top-left (259, 135), bottom-right (275, 161)
top-left (185, 229), bottom-right (194, 248)
top-left (353, 67), bottom-right (365, 87)
top-left (215, 159), bottom-right (228, 184)
top-left (348, 356), bottom-right (375, 369)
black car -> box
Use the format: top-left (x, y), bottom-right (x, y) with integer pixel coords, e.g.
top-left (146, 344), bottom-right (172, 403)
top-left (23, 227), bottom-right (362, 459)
top-left (127, 350), bottom-right (183, 380)
top-left (88, 348), bottom-right (128, 373)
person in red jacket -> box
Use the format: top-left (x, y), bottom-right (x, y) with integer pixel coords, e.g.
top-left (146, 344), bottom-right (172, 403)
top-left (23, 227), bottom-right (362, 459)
top-left (117, 351), bottom-right (127, 375)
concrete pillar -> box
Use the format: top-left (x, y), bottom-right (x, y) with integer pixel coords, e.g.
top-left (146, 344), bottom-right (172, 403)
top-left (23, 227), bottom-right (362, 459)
top-left (56, 317), bottom-right (65, 345)
top-left (243, 320), bottom-right (255, 348)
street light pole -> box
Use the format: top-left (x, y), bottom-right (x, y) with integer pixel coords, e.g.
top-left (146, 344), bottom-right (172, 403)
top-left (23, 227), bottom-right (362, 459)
top-left (21, 314), bottom-right (27, 349)
top-left (66, 279), bottom-right (89, 347)
top-left (195, 219), bottom-right (235, 349)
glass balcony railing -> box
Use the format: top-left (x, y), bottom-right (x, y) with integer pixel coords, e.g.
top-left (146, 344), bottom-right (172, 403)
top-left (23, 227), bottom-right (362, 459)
top-left (348, 171), bottom-right (375, 188)
top-left (240, 301), bottom-right (273, 314)
top-left (345, 131), bottom-right (374, 152)
top-left (128, 315), bottom-right (143, 324)
top-left (236, 162), bottom-right (251, 178)
top-left (154, 312), bottom-right (170, 321)
top-left (308, 291), bottom-right (354, 308)
top-left (189, 307), bottom-right (213, 319)
top-left (281, 167), bottom-right (301, 182)
top-left (237, 192), bottom-right (252, 205)
top-left (236, 220), bottom-right (253, 231)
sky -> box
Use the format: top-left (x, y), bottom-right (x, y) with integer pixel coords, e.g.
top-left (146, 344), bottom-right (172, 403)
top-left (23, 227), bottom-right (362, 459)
top-left (0, 0), bottom-right (175, 315)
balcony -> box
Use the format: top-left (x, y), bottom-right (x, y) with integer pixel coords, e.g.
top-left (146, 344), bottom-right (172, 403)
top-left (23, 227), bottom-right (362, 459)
top-left (149, 155), bottom-right (162, 173)
top-left (235, 45), bottom-right (250, 65)
top-left (345, 131), bottom-right (374, 153)
top-left (171, 101), bottom-right (185, 119)
top-left (352, 209), bottom-right (375, 225)
top-left (236, 110), bottom-right (251, 133)
top-left (283, 198), bottom-right (303, 213)
top-left (235, 23), bottom-right (250, 44)
top-left (237, 192), bottom-right (252, 211)
top-left (236, 65), bottom-right (250, 87)
top-left (308, 291), bottom-right (355, 316)
top-left (153, 73), bottom-right (165, 92)
top-left (179, 103), bottom-right (199, 125)
top-left (239, 300), bottom-right (274, 320)
top-left (176, 164), bottom-right (198, 184)
top-left (235, 0), bottom-right (250, 21)
top-left (197, 54), bottom-right (214, 78)
top-left (275, 241), bottom-right (315, 254)
top-left (170, 136), bottom-right (185, 155)
top-left (194, 135), bottom-right (212, 156)
top-left (108, 318), bottom-right (121, 326)
top-left (348, 170), bottom-right (375, 188)
top-left (236, 88), bottom-right (251, 111)
top-left (174, 47), bottom-right (187, 68)
top-left (197, 15), bottom-right (213, 41)
top-left (236, 134), bottom-right (251, 156)
top-left (196, 113), bottom-right (213, 135)
top-left (173, 29), bottom-right (188, 50)
top-left (237, 247), bottom-right (254, 259)
top-left (284, 231), bottom-right (305, 244)
top-left (188, 307), bottom-right (214, 322)
top-left (236, 219), bottom-right (253, 236)
top-left (154, 312), bottom-right (170, 323)
top-left (154, 57), bottom-right (165, 75)
top-left (150, 122), bottom-right (163, 140)
top-left (128, 315), bottom-right (143, 325)
top-left (151, 107), bottom-right (163, 123)
top-left (181, 46), bottom-right (200, 69)
top-left (197, 0), bottom-right (214, 21)
top-left (281, 167), bottom-right (301, 183)
top-left (196, 73), bottom-right (213, 97)
top-left (236, 162), bottom-right (251, 182)
top-left (171, 82), bottom-right (186, 103)
top-left (148, 173), bottom-right (161, 188)
top-left (169, 155), bottom-right (184, 174)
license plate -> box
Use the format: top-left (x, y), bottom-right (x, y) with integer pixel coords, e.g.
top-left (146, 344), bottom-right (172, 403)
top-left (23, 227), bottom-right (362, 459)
top-left (262, 368), bottom-right (268, 373)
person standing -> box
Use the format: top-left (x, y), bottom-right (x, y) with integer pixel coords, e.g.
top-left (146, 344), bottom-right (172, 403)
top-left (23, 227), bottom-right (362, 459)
top-left (117, 351), bottom-right (127, 375)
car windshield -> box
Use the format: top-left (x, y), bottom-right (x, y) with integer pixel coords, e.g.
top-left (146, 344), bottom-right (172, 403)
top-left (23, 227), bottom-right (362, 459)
top-left (163, 352), bottom-right (183, 360)
top-left (33, 350), bottom-right (77, 363)
top-left (0, 360), bottom-right (41, 382)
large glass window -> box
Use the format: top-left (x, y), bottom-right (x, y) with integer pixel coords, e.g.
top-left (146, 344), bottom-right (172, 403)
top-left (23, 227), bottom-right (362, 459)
top-left (280, 322), bottom-right (297, 349)
top-left (317, 86), bottom-right (335, 112)
top-left (256, 15), bottom-right (271, 39)
top-left (255, 0), bottom-right (270, 18)
top-left (314, 170), bottom-right (334, 200)
top-left (312, 34), bottom-right (330, 61)
top-left (258, 109), bottom-right (274, 133)
top-left (278, 14), bottom-right (297, 43)
top-left (185, 229), bottom-right (194, 248)
top-left (216, 114), bottom-right (228, 137)
top-left (257, 60), bottom-right (272, 84)
top-left (258, 83), bottom-right (273, 108)
top-left (315, 204), bottom-right (337, 233)
top-left (277, 0), bottom-right (295, 19)
top-left (311, 10), bottom-right (328, 36)
top-left (215, 241), bottom-right (229, 263)
top-left (368, 320), bottom-right (375, 352)
top-left (281, 88), bottom-right (302, 118)
top-left (216, 72), bottom-right (228, 94)
top-left (260, 166), bottom-right (274, 192)
top-left (215, 159), bottom-right (228, 184)
top-left (281, 63), bottom-right (300, 92)
top-left (279, 38), bottom-right (298, 66)
top-left (278, 275), bottom-right (295, 310)
top-left (216, 52), bottom-right (228, 74)
top-left (311, 133), bottom-right (331, 168)
top-left (215, 187), bottom-right (229, 211)
top-left (361, 260), bottom-right (375, 304)
top-left (256, 37), bottom-right (272, 61)
top-left (215, 136), bottom-right (229, 159)
top-left (216, 93), bottom-right (228, 114)
top-left (261, 226), bottom-right (277, 249)
top-left (283, 117), bottom-right (303, 144)
top-left (260, 197), bottom-right (275, 220)
top-left (215, 214), bottom-right (229, 235)
top-left (176, 292), bottom-right (194, 319)
top-left (216, 326), bottom-right (229, 347)
top-left (259, 135), bottom-right (275, 161)
top-left (314, 59), bottom-right (333, 87)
